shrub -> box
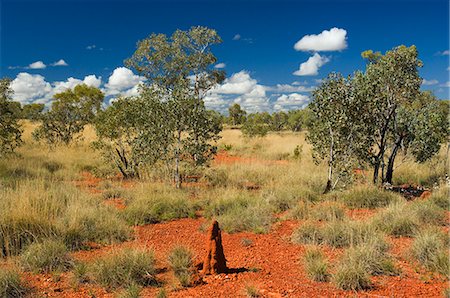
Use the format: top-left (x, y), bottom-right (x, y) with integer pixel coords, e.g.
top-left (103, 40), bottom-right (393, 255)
top-left (72, 261), bottom-right (89, 284)
top-left (203, 167), bottom-right (229, 187)
top-left (20, 240), bottom-right (72, 273)
top-left (0, 268), bottom-right (28, 298)
top-left (411, 229), bottom-right (449, 277)
top-left (102, 188), bottom-right (124, 199)
top-left (123, 189), bottom-right (195, 225)
top-left (42, 161), bottom-right (63, 174)
top-left (291, 221), bottom-right (323, 245)
top-left (117, 283), bottom-right (142, 298)
top-left (303, 247), bottom-right (329, 282)
top-left (206, 193), bottom-right (273, 233)
top-left (341, 186), bottom-right (402, 209)
top-left (372, 202), bottom-right (419, 237)
top-left (262, 189), bottom-right (299, 213)
top-left (167, 246), bottom-right (194, 287)
top-left (332, 263), bottom-right (371, 291)
top-left (90, 248), bottom-right (157, 289)
top-left (311, 201), bottom-right (345, 222)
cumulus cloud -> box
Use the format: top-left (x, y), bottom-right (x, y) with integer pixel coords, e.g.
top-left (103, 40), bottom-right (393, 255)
top-left (293, 53), bottom-right (330, 76)
top-left (266, 83), bottom-right (313, 93)
top-left (212, 71), bottom-right (258, 94)
top-left (51, 59), bottom-right (68, 66)
top-left (86, 45), bottom-right (96, 50)
top-left (215, 63), bottom-right (226, 69)
top-left (53, 75), bottom-right (102, 95)
top-left (294, 27), bottom-right (348, 52)
top-left (422, 79), bottom-right (439, 86)
top-left (274, 93), bottom-right (310, 111)
top-left (28, 61), bottom-right (46, 69)
top-left (232, 34), bottom-right (241, 41)
top-left (105, 67), bottom-right (146, 96)
top-left (10, 73), bottom-right (52, 104)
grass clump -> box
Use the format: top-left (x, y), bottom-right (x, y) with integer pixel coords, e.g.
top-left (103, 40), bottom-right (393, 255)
top-left (332, 263), bottom-right (371, 291)
top-left (303, 246), bottom-right (329, 282)
top-left (291, 221), bottom-right (323, 245)
top-left (410, 200), bottom-right (446, 226)
top-left (311, 201), bottom-right (345, 222)
top-left (429, 186), bottom-right (449, 210)
top-left (123, 185), bottom-right (195, 225)
top-left (167, 246), bottom-right (194, 287)
top-left (371, 202), bottom-right (419, 237)
top-left (116, 283), bottom-right (142, 298)
top-left (90, 247), bottom-right (157, 289)
top-left (0, 267), bottom-right (28, 298)
top-left (205, 191), bottom-right (273, 233)
top-left (287, 200), bottom-right (312, 220)
top-left (341, 186), bottom-right (402, 209)
top-left (245, 284), bottom-right (260, 297)
top-left (411, 229), bottom-right (449, 277)
top-left (20, 239), bottom-right (72, 273)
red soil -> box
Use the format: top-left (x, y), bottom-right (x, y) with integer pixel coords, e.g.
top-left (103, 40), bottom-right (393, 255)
top-left (18, 165), bottom-right (448, 297)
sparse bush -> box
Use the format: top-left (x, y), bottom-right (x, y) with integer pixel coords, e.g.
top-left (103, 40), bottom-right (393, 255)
top-left (20, 239), bottom-right (72, 273)
top-left (311, 201), bottom-right (345, 221)
top-left (411, 229), bottom-right (449, 277)
top-left (90, 248), bottom-right (157, 289)
top-left (372, 202), bottom-right (419, 237)
top-left (262, 189), bottom-right (300, 213)
top-left (168, 246), bottom-right (194, 287)
top-left (116, 283), bottom-right (142, 298)
top-left (291, 221), bottom-right (323, 245)
top-left (123, 186), bottom-right (195, 225)
top-left (341, 186), bottom-right (402, 209)
top-left (0, 267), bottom-right (28, 298)
top-left (203, 167), bottom-right (229, 187)
top-left (332, 263), bottom-right (371, 291)
top-left (42, 161), bottom-right (64, 174)
top-left (72, 261), bottom-right (89, 284)
top-left (303, 247), bottom-right (329, 282)
top-left (102, 188), bottom-right (124, 199)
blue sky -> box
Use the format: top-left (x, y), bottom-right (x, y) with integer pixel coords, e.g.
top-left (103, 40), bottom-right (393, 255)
top-left (1, 0), bottom-right (449, 112)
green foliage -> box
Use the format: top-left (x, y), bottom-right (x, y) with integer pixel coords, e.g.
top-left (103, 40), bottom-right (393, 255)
top-left (241, 112), bottom-right (270, 137)
top-left (303, 247), bottom-right (329, 282)
top-left (91, 248), bottom-right (157, 289)
top-left (228, 103), bottom-right (247, 126)
top-left (341, 186), bottom-right (402, 209)
top-left (269, 111), bottom-right (288, 131)
top-left (372, 202), bottom-right (419, 237)
top-left (20, 240), bottom-right (73, 273)
top-left (168, 246), bottom-right (194, 287)
top-left (116, 283), bottom-right (142, 298)
top-left (0, 78), bottom-right (22, 155)
top-left (33, 84), bottom-right (104, 145)
top-left (0, 267), bottom-right (28, 298)
top-left (21, 103), bottom-right (44, 121)
top-left (287, 108), bottom-right (313, 132)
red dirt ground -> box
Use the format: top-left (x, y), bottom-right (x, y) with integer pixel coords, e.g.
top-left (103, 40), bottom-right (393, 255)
top-left (18, 161), bottom-right (449, 297)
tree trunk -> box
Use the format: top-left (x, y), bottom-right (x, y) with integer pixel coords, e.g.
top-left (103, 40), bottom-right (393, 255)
top-left (175, 130), bottom-right (182, 189)
top-left (324, 126), bottom-right (334, 194)
top-left (384, 136), bottom-right (403, 184)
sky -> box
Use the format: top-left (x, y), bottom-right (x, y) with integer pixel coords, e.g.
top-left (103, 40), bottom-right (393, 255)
top-left (1, 0), bottom-right (449, 113)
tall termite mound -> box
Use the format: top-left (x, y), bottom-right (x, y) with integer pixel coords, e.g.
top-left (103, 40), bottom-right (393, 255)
top-left (202, 220), bottom-right (228, 274)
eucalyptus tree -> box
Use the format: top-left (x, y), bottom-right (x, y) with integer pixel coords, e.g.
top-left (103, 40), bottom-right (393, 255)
top-left (307, 72), bottom-right (372, 193)
top-left (0, 78), bottom-right (22, 155)
top-left (359, 45), bottom-right (423, 183)
top-left (125, 26), bottom-right (225, 187)
top-left (228, 103), bottom-right (247, 126)
top-left (33, 84), bottom-right (104, 146)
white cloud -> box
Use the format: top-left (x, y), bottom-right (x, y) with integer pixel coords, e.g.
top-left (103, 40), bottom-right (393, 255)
top-left (215, 63), bottom-right (226, 69)
top-left (86, 45), bottom-right (96, 50)
top-left (294, 27), bottom-right (348, 52)
top-left (266, 83), bottom-right (313, 93)
top-left (437, 50), bottom-right (449, 56)
top-left (232, 34), bottom-right (241, 41)
top-left (51, 59), bottom-right (68, 66)
top-left (105, 67), bottom-right (146, 96)
top-left (293, 53), bottom-right (330, 76)
top-left (28, 61), bottom-right (46, 69)
top-left (274, 93), bottom-right (310, 111)
top-left (422, 79), bottom-right (439, 86)
top-left (441, 81), bottom-right (450, 87)
top-left (53, 75), bottom-right (102, 95)
top-left (10, 73), bottom-right (52, 104)
top-left (213, 71), bottom-right (258, 94)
